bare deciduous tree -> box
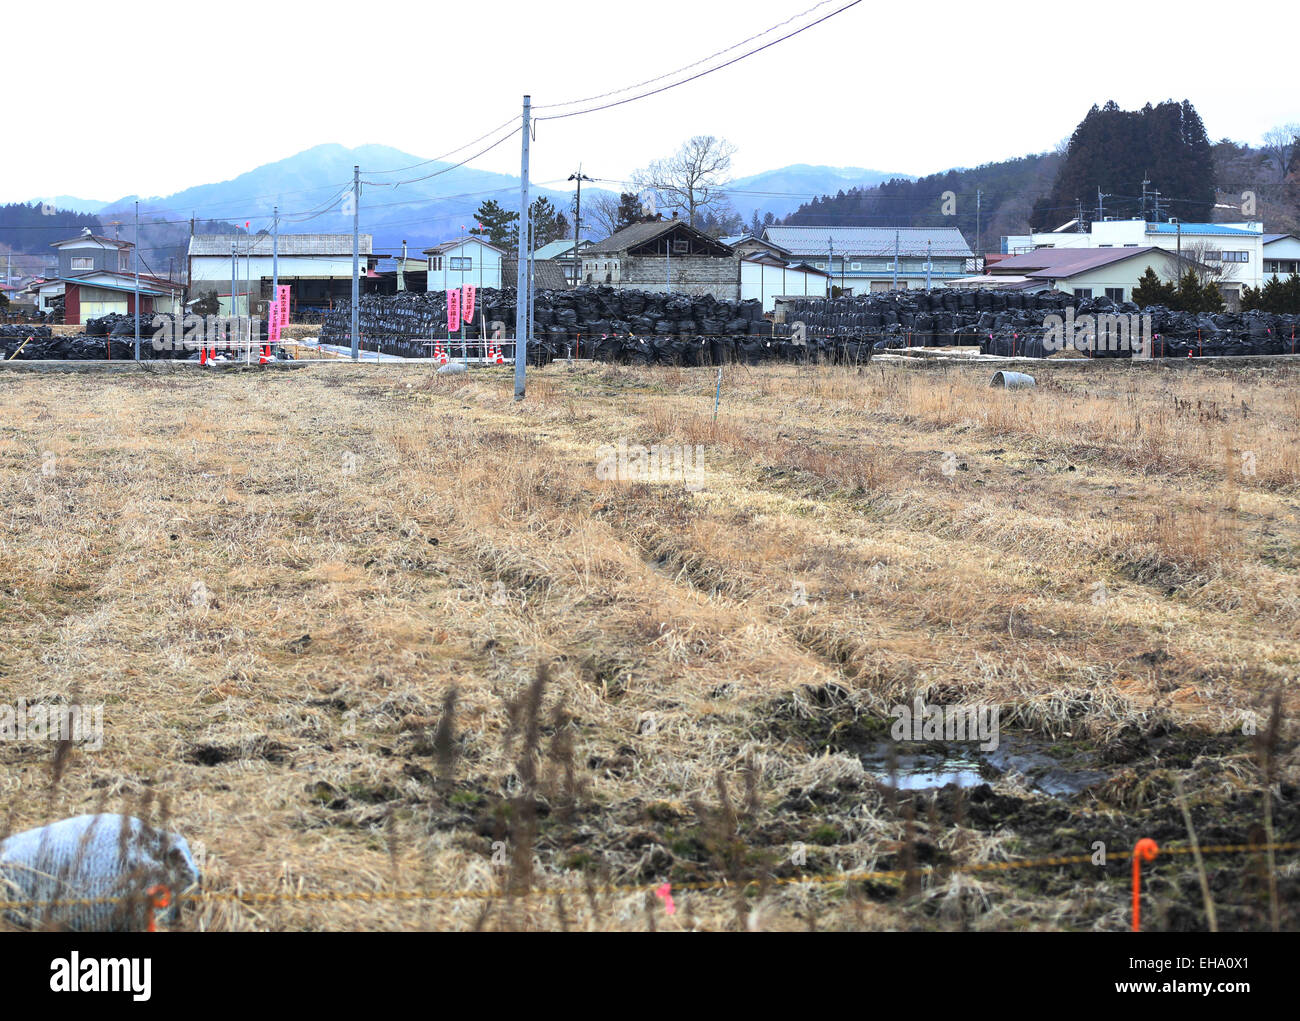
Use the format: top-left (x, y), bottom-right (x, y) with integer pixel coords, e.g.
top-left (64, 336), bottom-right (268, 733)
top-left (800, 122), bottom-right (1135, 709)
top-left (1180, 240), bottom-right (1235, 288)
top-left (583, 192), bottom-right (624, 240)
top-left (633, 136), bottom-right (738, 228)
top-left (1262, 124), bottom-right (1300, 182)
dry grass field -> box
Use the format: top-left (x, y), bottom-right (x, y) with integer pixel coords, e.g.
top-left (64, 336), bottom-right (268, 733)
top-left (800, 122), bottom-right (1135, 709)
top-left (1, 356), bottom-right (1298, 931)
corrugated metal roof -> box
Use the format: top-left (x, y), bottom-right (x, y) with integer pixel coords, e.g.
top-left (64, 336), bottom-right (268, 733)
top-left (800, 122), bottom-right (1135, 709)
top-left (504, 257), bottom-right (569, 291)
top-left (188, 234), bottom-right (373, 257)
top-left (761, 226), bottom-right (973, 258)
top-left (1145, 222), bottom-right (1259, 236)
top-left (532, 239), bottom-right (589, 260)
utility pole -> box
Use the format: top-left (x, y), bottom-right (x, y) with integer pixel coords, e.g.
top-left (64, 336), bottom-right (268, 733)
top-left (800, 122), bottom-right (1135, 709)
top-left (975, 189), bottom-right (982, 265)
top-left (892, 230), bottom-right (899, 290)
top-left (827, 237), bottom-right (834, 294)
top-left (230, 241), bottom-right (237, 323)
top-left (514, 96), bottom-right (530, 400)
top-left (351, 165), bottom-right (360, 361)
top-left (1152, 190), bottom-right (1163, 222)
top-left (133, 200), bottom-right (140, 360)
top-left (1096, 186), bottom-right (1110, 224)
top-left (925, 238), bottom-right (932, 290)
top-left (1141, 178), bottom-right (1150, 221)
top-left (398, 239), bottom-right (407, 292)
top-left (272, 205), bottom-right (279, 295)
top-left (568, 166), bottom-right (592, 287)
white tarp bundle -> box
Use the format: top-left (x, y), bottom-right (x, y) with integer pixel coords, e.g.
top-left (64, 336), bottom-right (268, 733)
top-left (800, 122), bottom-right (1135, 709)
top-left (0, 814), bottom-right (199, 931)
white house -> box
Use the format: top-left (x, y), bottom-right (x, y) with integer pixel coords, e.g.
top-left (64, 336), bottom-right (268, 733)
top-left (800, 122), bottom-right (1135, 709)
top-left (423, 237), bottom-right (505, 292)
top-left (1001, 219), bottom-right (1267, 299)
top-left (952, 246), bottom-right (1202, 303)
top-left (1262, 233), bottom-right (1300, 280)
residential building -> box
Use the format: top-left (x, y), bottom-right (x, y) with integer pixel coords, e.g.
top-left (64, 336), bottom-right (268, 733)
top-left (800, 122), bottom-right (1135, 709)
top-left (39, 228), bottom-right (182, 323)
top-left (1001, 219), bottom-right (1267, 299)
top-left (424, 237), bottom-right (505, 292)
top-left (581, 219), bottom-right (738, 297)
top-left (1262, 233), bottom-right (1300, 280)
top-left (532, 239), bottom-right (592, 286)
top-left (759, 226), bottom-right (974, 294)
top-left (951, 246), bottom-right (1199, 302)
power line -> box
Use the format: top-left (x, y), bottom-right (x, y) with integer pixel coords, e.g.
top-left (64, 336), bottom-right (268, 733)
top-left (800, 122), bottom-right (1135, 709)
top-left (533, 0), bottom-right (846, 112)
top-left (360, 116), bottom-right (522, 176)
top-left (360, 126), bottom-right (523, 188)
top-left (535, 1), bottom-right (862, 122)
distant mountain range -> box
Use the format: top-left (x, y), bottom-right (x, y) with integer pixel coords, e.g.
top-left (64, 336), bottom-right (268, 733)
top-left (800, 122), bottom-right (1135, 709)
top-left (18, 149), bottom-right (913, 258)
top-left (723, 164), bottom-right (912, 222)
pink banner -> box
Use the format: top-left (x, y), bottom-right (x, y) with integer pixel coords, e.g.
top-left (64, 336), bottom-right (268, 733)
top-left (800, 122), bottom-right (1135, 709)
top-left (276, 286), bottom-right (291, 332)
top-left (268, 299), bottom-right (280, 343)
top-left (461, 284), bottom-right (476, 323)
top-left (447, 288), bottom-right (461, 333)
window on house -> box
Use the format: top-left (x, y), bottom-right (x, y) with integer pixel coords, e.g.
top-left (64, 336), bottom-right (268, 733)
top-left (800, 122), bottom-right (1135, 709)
top-left (1073, 288), bottom-right (1093, 298)
top-left (815, 262), bottom-right (826, 269)
top-left (851, 262), bottom-right (861, 270)
top-left (673, 240), bottom-right (689, 254)
top-left (429, 256), bottom-right (443, 271)
top-left (71, 257), bottom-right (93, 271)
top-left (1104, 287), bottom-right (1125, 301)
top-left (450, 257), bottom-right (472, 271)
top-left (119, 252), bottom-right (129, 272)
top-left (1204, 251), bottom-right (1222, 262)
top-left (1221, 251), bottom-right (1248, 263)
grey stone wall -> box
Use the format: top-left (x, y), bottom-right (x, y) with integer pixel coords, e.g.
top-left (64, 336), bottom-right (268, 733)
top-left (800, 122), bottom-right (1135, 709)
top-left (619, 256), bottom-right (740, 300)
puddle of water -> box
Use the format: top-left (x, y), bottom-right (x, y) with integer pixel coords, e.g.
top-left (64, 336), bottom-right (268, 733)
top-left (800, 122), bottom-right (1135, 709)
top-left (866, 751), bottom-right (986, 791)
top-left (861, 736), bottom-right (1108, 797)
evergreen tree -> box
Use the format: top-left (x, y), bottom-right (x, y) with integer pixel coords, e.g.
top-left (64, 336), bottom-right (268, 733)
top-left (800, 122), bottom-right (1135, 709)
top-left (470, 200), bottom-right (518, 248)
top-left (1285, 274), bottom-right (1300, 313)
top-left (1173, 269), bottom-right (1205, 312)
top-left (1032, 100), bottom-right (1215, 227)
top-left (616, 192), bottom-right (643, 229)
top-left (1260, 274), bottom-right (1287, 312)
top-left (1132, 266), bottom-right (1177, 306)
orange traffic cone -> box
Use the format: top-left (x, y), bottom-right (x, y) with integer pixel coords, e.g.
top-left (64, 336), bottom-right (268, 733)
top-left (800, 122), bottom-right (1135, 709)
top-left (434, 340), bottom-right (448, 365)
top-left (493, 340), bottom-right (504, 365)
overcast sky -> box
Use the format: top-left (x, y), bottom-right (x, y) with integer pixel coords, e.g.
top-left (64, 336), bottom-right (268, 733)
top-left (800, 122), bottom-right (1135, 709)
top-left (6, 0), bottom-right (1297, 207)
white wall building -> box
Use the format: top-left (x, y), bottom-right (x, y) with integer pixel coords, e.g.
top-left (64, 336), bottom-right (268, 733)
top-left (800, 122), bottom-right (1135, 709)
top-left (188, 234), bottom-right (382, 315)
top-left (739, 253), bottom-right (829, 310)
top-left (1263, 233), bottom-right (1300, 280)
top-left (1001, 219), bottom-right (1266, 297)
top-left (423, 237), bottom-right (505, 292)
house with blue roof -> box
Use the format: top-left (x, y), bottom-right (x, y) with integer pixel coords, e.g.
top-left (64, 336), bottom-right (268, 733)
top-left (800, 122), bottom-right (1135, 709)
top-left (1001, 218), bottom-right (1267, 304)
